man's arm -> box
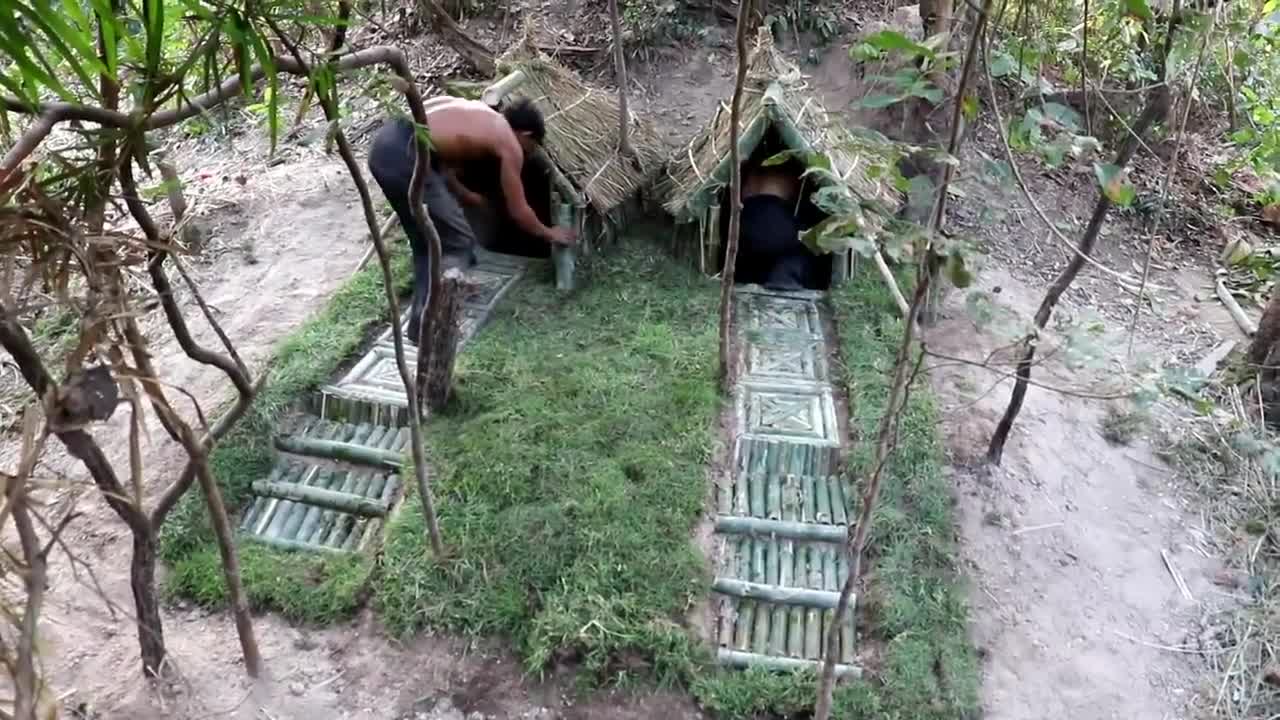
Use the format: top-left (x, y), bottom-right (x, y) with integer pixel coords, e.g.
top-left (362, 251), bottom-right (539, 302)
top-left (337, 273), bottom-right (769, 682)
top-left (443, 168), bottom-right (484, 207)
top-left (497, 146), bottom-right (573, 245)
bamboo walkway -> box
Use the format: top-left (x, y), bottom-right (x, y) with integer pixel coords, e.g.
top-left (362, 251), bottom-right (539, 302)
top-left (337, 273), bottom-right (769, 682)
top-left (713, 286), bottom-right (861, 677)
top-left (236, 249), bottom-right (533, 554)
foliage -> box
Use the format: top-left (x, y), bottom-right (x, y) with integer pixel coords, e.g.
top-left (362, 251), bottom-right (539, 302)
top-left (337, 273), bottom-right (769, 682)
top-left (850, 30), bottom-right (957, 110)
top-left (621, 0), bottom-right (702, 47)
top-left (377, 245), bottom-right (720, 680)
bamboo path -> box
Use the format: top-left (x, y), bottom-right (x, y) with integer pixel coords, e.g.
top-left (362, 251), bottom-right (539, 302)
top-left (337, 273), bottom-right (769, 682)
top-left (713, 286), bottom-right (861, 678)
top-left (236, 250), bottom-right (536, 554)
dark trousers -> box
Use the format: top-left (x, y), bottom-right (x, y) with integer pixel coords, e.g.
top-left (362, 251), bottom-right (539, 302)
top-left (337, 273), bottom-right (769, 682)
top-left (368, 117), bottom-right (478, 340)
top-left (736, 194), bottom-right (810, 290)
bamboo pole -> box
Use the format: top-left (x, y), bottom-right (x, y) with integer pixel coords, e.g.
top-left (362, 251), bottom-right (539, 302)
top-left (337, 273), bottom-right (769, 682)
top-left (873, 250), bottom-right (910, 317)
top-left (717, 648), bottom-right (861, 677)
top-left (274, 435), bottom-right (404, 469)
top-left (481, 69), bottom-right (527, 107)
top-left (250, 480), bottom-right (390, 517)
top-left (715, 515), bottom-right (847, 542)
top-left (1216, 277), bottom-right (1257, 337)
top-left (712, 577), bottom-right (846, 609)
top-left (245, 534), bottom-right (349, 555)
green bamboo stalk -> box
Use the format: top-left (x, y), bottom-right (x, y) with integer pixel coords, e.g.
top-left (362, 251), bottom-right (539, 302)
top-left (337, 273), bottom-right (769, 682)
top-left (734, 464), bottom-right (749, 516)
top-left (294, 506), bottom-right (323, 541)
top-left (274, 435), bottom-right (403, 469)
top-left (714, 516), bottom-right (847, 542)
top-left (365, 425), bottom-right (388, 449)
top-left (821, 609), bottom-right (835, 659)
top-left (335, 471), bottom-right (358, 495)
top-left (716, 648), bottom-right (862, 677)
top-left (394, 428), bottom-right (410, 453)
top-left (750, 472), bottom-right (765, 519)
top-left (718, 597), bottom-right (737, 647)
top-left (769, 604), bottom-right (788, 656)
top-left (367, 473), bottom-right (388, 500)
top-left (781, 473), bottom-right (799, 522)
top-left (766, 470), bottom-right (782, 520)
top-left (840, 613), bottom-right (855, 665)
top-left (752, 600), bottom-right (770, 655)
top-left (712, 578), bottom-right (842, 609)
top-left (811, 544), bottom-right (825, 590)
top-left (328, 515), bottom-right (355, 548)
top-left (736, 538), bottom-right (750, 580)
top-left (263, 500), bottom-right (296, 539)
top-left (764, 441), bottom-right (782, 505)
top-left (815, 476), bottom-right (831, 523)
top-left (380, 476), bottom-right (401, 505)
top-left (307, 509), bottom-right (336, 544)
top-left (281, 498), bottom-right (312, 539)
top-left (766, 539), bottom-right (780, 586)
top-left (320, 514), bottom-right (350, 547)
top-left (238, 496), bottom-right (265, 531)
top-left (251, 498), bottom-right (281, 536)
top-left (803, 476), bottom-right (817, 522)
top-left (705, 203), bottom-right (721, 275)
top-left (350, 471), bottom-right (373, 499)
top-left (829, 476), bottom-right (848, 525)
top-left (250, 480), bottom-right (390, 517)
top-left (805, 606), bottom-right (821, 659)
top-left (788, 605), bottom-right (805, 658)
top-left (244, 534), bottom-right (350, 555)
top-left (358, 518), bottom-right (383, 552)
top-left (779, 540), bottom-right (794, 587)
top-left (751, 540), bottom-right (766, 584)
top-left (734, 601), bottom-right (753, 651)
top-left (377, 425), bottom-right (402, 451)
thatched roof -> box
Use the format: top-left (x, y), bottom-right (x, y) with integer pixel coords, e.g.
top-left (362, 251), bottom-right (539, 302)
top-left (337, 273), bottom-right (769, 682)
top-left (659, 28), bottom-right (901, 231)
top-left (495, 41), bottom-right (665, 214)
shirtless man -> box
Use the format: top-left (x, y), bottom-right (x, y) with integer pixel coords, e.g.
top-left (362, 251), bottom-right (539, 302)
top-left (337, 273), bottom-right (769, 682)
top-left (735, 159), bottom-right (810, 290)
top-left (367, 97), bottom-right (576, 342)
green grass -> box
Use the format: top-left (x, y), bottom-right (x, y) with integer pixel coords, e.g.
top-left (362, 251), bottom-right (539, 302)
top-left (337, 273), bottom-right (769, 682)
top-left (377, 246), bottom-right (721, 680)
top-left (689, 266), bottom-right (979, 719)
top-left (160, 246), bottom-right (411, 620)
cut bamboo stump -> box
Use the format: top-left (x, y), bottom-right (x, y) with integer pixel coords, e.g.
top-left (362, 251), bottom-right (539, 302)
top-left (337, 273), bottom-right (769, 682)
top-left (422, 268), bottom-right (467, 413)
top-left (552, 200), bottom-right (577, 291)
top-left (274, 435), bottom-right (404, 469)
top-left (250, 479), bottom-right (390, 517)
top-left (715, 515), bottom-right (847, 542)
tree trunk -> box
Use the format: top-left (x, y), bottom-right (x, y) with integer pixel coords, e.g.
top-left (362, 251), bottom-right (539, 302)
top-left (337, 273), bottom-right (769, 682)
top-left (416, 0), bottom-right (497, 76)
top-left (1248, 284), bottom-right (1280, 369)
top-left (608, 0), bottom-right (634, 158)
top-left (193, 460), bottom-right (262, 676)
top-left (718, 0), bottom-right (753, 393)
top-left (424, 268), bottom-right (464, 412)
top-left (912, 0), bottom-right (954, 326)
top-left (130, 530), bottom-right (166, 676)
top-left (986, 6), bottom-right (1181, 465)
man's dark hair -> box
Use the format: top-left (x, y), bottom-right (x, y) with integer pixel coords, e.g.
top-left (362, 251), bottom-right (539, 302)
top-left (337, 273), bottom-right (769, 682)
top-left (503, 98), bottom-right (546, 143)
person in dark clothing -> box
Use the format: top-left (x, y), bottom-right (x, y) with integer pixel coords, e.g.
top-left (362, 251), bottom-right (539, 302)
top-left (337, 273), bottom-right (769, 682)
top-left (734, 160), bottom-right (815, 291)
top-left (367, 97), bottom-right (575, 342)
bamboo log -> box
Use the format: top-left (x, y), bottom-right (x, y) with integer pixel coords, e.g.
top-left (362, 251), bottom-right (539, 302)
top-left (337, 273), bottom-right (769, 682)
top-left (712, 578), bottom-right (844, 609)
top-left (335, 471), bottom-right (358, 495)
top-left (1217, 277), bottom-right (1258, 337)
top-left (351, 422), bottom-right (376, 446)
top-left (239, 497), bottom-right (265, 531)
top-left (749, 472), bottom-right (765, 518)
top-left (815, 476), bottom-right (831, 523)
top-left (367, 473), bottom-right (388, 500)
top-left (766, 471), bottom-right (782, 520)
top-left (308, 509), bottom-right (337, 544)
top-left (874, 250), bottom-right (910, 318)
top-left (718, 597), bottom-right (737, 647)
top-left (358, 518), bottom-right (383, 552)
top-left (802, 476), bottom-right (817, 522)
top-left (753, 600), bottom-right (770, 655)
top-left (715, 515), bottom-right (847, 542)
top-left (250, 480), bottom-right (390, 517)
top-left (717, 479), bottom-right (732, 515)
top-left (328, 515), bottom-right (355, 548)
top-left (766, 539), bottom-right (779, 586)
top-left (423, 268), bottom-right (466, 412)
top-left (788, 605), bottom-right (804, 658)
top-left (805, 606), bottom-right (821, 659)
top-left (244, 534), bottom-right (350, 555)
top-left (366, 425), bottom-right (388, 449)
top-left (295, 505), bottom-right (324, 541)
top-left (350, 472), bottom-right (373, 500)
top-left (840, 614), bottom-right (855, 665)
top-left (734, 601), bottom-right (753, 651)
top-left (274, 435), bottom-right (404, 469)
top-left (706, 203), bottom-right (721, 276)
top-left (829, 477), bottom-right (848, 525)
top-left (822, 548), bottom-right (838, 592)
top-left (481, 69), bottom-right (527, 108)
top-left (380, 476), bottom-right (401, 505)
top-left (751, 540), bottom-right (766, 583)
top-left (551, 201), bottom-right (577, 291)
top-left (264, 500), bottom-right (296, 539)
top-left (717, 649), bottom-right (862, 677)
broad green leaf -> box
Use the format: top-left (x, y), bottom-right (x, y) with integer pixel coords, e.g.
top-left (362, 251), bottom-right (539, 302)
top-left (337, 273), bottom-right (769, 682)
top-left (1041, 101), bottom-right (1083, 132)
top-left (12, 1), bottom-right (104, 101)
top-left (248, 21), bottom-right (279, 154)
top-left (1124, 0), bottom-right (1153, 21)
top-left (913, 83), bottom-right (944, 104)
top-left (862, 29), bottom-right (933, 58)
top-left (850, 42), bottom-right (881, 62)
top-left (810, 185), bottom-right (856, 215)
top-left (806, 153), bottom-right (833, 173)
top-left (762, 149), bottom-right (802, 167)
top-left (945, 253), bottom-right (973, 288)
top-left (1094, 163), bottom-right (1136, 206)
top-left (856, 93), bottom-right (905, 109)
top-left (961, 94), bottom-right (979, 123)
top-left (144, 0), bottom-right (165, 96)
top-left (85, 0), bottom-right (119, 75)
top-left (989, 52), bottom-right (1016, 78)
top-left (0, 21), bottom-right (74, 102)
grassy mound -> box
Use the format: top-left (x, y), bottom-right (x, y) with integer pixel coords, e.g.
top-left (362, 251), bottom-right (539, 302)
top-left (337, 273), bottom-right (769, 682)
top-left (376, 247), bottom-right (720, 678)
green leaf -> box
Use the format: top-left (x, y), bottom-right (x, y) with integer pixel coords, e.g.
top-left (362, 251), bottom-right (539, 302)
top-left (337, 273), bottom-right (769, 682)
top-left (945, 253), bottom-right (973, 288)
top-left (856, 93), bottom-right (905, 109)
top-left (989, 52), bottom-right (1016, 78)
top-left (1094, 163), bottom-right (1136, 207)
top-left (1124, 0), bottom-right (1153, 21)
top-left (143, 0), bottom-right (165, 95)
top-left (862, 29), bottom-right (933, 58)
top-left (850, 42), bottom-right (881, 62)
top-left (247, 21), bottom-right (279, 154)
top-left (961, 94), bottom-right (979, 123)
top-left (762, 149), bottom-right (802, 167)
top-left (12, 0), bottom-right (104, 101)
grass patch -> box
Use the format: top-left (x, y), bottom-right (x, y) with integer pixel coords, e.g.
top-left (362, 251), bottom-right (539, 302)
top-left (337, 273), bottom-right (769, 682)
top-left (160, 246), bottom-right (411, 620)
top-left (690, 265), bottom-right (979, 719)
top-left (1100, 404), bottom-right (1148, 446)
top-left (377, 245), bottom-right (720, 679)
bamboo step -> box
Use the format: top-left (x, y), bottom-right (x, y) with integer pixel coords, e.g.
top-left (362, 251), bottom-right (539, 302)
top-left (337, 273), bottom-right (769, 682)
top-left (237, 461), bottom-right (401, 553)
top-left (713, 595), bottom-right (858, 667)
top-left (274, 416), bottom-right (410, 468)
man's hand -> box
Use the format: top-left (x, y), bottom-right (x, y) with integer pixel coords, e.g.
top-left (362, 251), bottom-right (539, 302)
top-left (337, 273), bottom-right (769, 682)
top-left (547, 225), bottom-right (576, 246)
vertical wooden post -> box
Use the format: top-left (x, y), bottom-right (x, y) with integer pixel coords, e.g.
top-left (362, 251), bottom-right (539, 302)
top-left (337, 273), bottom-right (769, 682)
top-left (424, 268), bottom-right (465, 412)
top-left (551, 197), bottom-right (576, 291)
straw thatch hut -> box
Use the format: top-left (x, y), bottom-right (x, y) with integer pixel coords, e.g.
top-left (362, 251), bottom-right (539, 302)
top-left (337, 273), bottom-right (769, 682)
top-left (658, 27), bottom-right (902, 288)
top-left (471, 38), bottom-right (666, 263)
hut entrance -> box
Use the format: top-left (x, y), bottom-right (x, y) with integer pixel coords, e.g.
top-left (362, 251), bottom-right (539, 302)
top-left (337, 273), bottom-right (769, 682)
top-left (714, 127), bottom-right (831, 291)
top-left (455, 156), bottom-right (555, 259)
